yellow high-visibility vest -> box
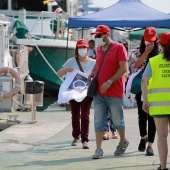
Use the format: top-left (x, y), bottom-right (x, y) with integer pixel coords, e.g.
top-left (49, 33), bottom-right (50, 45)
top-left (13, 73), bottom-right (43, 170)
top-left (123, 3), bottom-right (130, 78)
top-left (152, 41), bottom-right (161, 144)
top-left (147, 53), bottom-right (170, 115)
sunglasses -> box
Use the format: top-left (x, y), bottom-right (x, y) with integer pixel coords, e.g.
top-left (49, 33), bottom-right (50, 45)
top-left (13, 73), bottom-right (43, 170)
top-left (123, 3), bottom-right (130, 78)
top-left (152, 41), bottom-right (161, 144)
top-left (95, 33), bottom-right (105, 38)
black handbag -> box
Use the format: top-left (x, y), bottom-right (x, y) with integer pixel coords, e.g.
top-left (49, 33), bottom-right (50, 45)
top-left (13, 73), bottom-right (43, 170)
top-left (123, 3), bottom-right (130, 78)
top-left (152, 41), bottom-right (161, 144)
top-left (87, 77), bottom-right (98, 97)
top-left (87, 43), bottom-right (113, 97)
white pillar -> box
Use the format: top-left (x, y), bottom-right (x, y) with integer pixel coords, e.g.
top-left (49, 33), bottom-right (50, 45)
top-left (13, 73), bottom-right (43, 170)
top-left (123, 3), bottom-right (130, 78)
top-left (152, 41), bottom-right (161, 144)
top-left (19, 8), bottom-right (26, 25)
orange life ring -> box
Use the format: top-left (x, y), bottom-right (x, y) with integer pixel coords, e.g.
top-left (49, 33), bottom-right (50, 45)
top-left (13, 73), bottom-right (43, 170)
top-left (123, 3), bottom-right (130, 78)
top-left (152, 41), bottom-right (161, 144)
top-left (0, 67), bottom-right (22, 99)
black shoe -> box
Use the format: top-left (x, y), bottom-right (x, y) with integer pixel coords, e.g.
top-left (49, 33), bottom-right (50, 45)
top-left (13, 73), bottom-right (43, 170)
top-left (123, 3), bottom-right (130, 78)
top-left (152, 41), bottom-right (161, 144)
top-left (157, 165), bottom-right (161, 170)
top-left (138, 138), bottom-right (147, 151)
top-left (157, 165), bottom-right (168, 170)
top-left (146, 146), bottom-right (154, 156)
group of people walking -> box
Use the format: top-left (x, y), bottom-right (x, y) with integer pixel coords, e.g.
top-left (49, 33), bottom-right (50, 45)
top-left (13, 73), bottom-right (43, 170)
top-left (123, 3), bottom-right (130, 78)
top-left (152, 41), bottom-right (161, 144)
top-left (57, 24), bottom-right (170, 170)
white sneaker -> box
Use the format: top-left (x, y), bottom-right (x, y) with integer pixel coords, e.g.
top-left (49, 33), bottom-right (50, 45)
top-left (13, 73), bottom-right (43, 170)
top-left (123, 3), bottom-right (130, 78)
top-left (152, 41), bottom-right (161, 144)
top-left (71, 138), bottom-right (78, 146)
top-left (92, 148), bottom-right (103, 159)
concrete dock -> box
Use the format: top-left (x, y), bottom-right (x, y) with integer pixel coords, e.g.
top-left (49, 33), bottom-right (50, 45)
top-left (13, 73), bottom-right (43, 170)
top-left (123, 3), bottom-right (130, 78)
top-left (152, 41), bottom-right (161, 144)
top-left (0, 104), bottom-right (169, 170)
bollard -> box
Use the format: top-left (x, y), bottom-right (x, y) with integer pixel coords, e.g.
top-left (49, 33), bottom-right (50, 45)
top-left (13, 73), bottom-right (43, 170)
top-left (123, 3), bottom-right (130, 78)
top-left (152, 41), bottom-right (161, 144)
top-left (25, 81), bottom-right (44, 123)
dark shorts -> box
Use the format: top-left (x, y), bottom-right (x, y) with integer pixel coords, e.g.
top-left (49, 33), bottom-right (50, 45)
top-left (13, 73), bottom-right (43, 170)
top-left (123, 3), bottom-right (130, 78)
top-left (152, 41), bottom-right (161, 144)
top-left (152, 114), bottom-right (170, 118)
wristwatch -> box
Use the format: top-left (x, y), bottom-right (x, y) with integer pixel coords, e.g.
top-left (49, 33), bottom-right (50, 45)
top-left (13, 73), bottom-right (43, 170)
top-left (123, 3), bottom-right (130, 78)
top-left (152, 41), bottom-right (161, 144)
top-left (107, 79), bottom-right (113, 85)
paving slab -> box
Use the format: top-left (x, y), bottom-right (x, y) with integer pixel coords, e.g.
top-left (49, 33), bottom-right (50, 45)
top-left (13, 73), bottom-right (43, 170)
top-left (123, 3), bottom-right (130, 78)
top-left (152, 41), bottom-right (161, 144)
top-left (0, 105), bottom-right (169, 170)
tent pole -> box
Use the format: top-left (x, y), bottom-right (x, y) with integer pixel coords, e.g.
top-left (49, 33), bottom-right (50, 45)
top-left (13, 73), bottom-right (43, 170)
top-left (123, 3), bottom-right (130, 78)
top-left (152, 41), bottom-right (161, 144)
top-left (127, 31), bottom-right (131, 60)
top-left (81, 28), bottom-right (84, 38)
top-left (65, 28), bottom-right (69, 61)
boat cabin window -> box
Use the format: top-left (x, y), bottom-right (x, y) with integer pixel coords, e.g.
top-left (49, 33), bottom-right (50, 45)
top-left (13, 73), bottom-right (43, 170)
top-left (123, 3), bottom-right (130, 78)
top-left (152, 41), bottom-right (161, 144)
top-left (0, 0), bottom-right (8, 9)
top-left (9, 0), bottom-right (67, 12)
top-left (11, 0), bottom-right (47, 11)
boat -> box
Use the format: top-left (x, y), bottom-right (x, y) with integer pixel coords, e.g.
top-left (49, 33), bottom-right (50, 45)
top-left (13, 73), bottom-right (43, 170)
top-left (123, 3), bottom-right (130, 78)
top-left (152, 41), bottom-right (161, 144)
top-left (0, 19), bottom-right (31, 112)
top-left (0, 0), bottom-right (78, 93)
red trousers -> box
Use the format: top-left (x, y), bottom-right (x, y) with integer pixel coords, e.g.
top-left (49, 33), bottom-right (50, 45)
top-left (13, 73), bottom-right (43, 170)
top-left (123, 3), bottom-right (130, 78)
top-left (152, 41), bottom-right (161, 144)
top-left (69, 96), bottom-right (92, 143)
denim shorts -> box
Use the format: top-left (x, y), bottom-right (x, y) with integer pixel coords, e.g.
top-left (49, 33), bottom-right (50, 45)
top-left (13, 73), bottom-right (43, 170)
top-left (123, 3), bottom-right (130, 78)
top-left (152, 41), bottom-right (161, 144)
top-left (93, 94), bottom-right (125, 131)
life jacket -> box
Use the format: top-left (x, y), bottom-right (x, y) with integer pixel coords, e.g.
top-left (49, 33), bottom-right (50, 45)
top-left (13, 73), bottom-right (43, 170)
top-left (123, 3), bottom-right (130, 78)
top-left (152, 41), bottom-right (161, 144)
top-left (147, 53), bottom-right (170, 115)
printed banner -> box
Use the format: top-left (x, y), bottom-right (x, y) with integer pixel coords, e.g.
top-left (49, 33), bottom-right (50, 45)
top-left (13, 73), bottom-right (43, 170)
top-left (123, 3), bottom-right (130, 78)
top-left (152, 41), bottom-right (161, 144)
top-left (57, 69), bottom-right (90, 104)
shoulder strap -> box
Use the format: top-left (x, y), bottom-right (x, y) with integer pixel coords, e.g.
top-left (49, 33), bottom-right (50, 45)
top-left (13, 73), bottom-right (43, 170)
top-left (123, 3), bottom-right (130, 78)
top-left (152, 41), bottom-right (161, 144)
top-left (95, 42), bottom-right (112, 78)
top-left (75, 57), bottom-right (84, 72)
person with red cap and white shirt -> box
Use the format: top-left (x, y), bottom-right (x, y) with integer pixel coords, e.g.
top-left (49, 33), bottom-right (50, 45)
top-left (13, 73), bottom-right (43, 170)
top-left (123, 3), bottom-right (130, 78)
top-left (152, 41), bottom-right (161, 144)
top-left (57, 39), bottom-right (95, 149)
top-left (89, 25), bottom-right (129, 158)
top-left (131, 27), bottom-right (160, 156)
top-left (142, 32), bottom-right (170, 170)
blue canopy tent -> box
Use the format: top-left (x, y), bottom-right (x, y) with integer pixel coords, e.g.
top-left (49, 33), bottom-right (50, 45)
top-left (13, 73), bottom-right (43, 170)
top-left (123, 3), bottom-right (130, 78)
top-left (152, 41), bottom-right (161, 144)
top-left (65, 0), bottom-right (170, 60)
top-left (68, 0), bottom-right (170, 30)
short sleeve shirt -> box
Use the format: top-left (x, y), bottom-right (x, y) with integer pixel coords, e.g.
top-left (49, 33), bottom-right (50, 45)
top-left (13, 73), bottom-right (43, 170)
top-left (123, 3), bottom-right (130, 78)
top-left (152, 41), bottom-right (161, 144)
top-left (131, 47), bottom-right (161, 72)
top-left (131, 47), bottom-right (148, 71)
top-left (63, 57), bottom-right (96, 75)
top-left (96, 42), bottom-right (128, 97)
top-left (87, 48), bottom-right (96, 59)
top-left (143, 62), bottom-right (152, 78)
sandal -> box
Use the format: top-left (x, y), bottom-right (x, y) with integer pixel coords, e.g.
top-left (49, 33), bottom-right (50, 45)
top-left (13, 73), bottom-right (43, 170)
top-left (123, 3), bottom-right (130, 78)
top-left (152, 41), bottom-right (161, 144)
top-left (112, 132), bottom-right (118, 139)
top-left (112, 134), bottom-right (118, 139)
top-left (103, 131), bottom-right (109, 140)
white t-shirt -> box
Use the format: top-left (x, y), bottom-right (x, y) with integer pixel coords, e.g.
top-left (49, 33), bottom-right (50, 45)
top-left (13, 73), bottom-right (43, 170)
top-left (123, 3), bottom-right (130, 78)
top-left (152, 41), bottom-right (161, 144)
top-left (87, 48), bottom-right (96, 59)
top-left (63, 57), bottom-right (96, 75)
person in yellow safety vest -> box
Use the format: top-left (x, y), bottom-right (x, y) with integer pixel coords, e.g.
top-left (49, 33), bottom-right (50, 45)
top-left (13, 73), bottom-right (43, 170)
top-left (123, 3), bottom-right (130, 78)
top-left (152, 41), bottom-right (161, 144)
top-left (141, 32), bottom-right (170, 170)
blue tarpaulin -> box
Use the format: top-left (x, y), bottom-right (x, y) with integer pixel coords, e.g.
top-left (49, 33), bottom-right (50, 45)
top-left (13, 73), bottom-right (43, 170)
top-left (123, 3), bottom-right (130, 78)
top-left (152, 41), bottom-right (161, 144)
top-left (68, 0), bottom-right (170, 29)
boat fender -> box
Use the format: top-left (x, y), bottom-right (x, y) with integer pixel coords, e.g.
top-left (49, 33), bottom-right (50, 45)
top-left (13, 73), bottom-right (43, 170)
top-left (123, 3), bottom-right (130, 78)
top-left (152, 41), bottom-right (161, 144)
top-left (0, 67), bottom-right (22, 99)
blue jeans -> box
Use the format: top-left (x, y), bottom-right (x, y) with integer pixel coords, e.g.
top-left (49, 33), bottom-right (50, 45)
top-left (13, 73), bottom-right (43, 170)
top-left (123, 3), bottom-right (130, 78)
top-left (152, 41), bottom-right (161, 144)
top-left (93, 94), bottom-right (125, 131)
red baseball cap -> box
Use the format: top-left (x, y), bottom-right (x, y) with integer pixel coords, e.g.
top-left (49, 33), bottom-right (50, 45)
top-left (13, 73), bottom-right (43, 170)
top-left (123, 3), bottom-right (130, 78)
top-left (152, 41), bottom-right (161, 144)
top-left (144, 27), bottom-right (157, 41)
top-left (76, 39), bottom-right (89, 47)
top-left (157, 32), bottom-right (170, 45)
top-left (91, 25), bottom-right (110, 35)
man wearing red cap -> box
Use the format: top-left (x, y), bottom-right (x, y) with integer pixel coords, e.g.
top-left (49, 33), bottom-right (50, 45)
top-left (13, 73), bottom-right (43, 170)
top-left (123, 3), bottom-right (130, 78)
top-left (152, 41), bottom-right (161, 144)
top-left (142, 32), bottom-right (170, 170)
top-left (89, 25), bottom-right (129, 158)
